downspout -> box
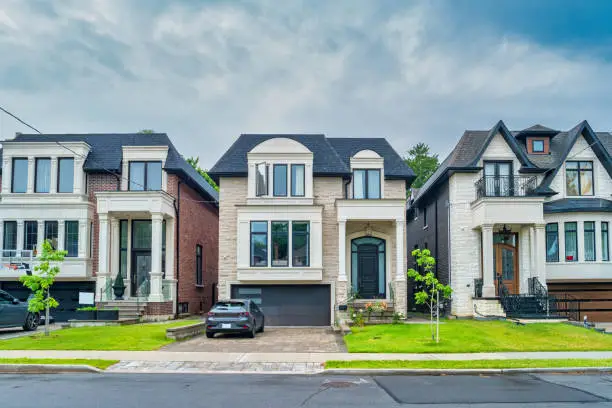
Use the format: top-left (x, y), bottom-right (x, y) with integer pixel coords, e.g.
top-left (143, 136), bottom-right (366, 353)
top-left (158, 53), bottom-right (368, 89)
top-left (173, 181), bottom-right (181, 318)
top-left (435, 197), bottom-right (439, 277)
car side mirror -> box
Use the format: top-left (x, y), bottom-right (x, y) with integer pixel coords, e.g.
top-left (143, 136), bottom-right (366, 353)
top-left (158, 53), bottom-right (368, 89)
top-left (12, 298), bottom-right (19, 304)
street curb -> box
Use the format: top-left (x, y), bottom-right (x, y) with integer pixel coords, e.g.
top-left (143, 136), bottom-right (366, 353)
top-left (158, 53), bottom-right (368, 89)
top-left (0, 364), bottom-right (103, 374)
top-left (323, 367), bottom-right (612, 376)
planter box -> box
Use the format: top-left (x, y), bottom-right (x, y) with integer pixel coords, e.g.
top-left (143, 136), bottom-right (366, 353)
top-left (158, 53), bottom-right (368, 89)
top-left (74, 310), bottom-right (96, 320)
top-left (97, 310), bottom-right (119, 321)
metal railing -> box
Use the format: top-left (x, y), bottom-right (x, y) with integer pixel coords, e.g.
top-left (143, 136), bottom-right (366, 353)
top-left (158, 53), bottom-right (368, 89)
top-left (475, 175), bottom-right (538, 199)
top-left (528, 277), bottom-right (550, 316)
top-left (550, 293), bottom-right (581, 322)
top-left (474, 278), bottom-right (483, 298)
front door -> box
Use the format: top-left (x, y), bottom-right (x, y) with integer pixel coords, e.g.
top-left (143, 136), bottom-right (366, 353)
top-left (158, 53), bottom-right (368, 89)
top-left (493, 233), bottom-right (519, 295)
top-left (131, 252), bottom-right (151, 297)
top-left (358, 246), bottom-right (379, 298)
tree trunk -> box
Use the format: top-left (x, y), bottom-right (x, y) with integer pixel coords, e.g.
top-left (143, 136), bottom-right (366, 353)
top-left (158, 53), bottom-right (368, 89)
top-left (45, 288), bottom-right (50, 337)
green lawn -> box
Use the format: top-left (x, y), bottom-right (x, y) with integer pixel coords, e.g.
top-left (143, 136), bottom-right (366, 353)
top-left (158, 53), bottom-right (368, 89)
top-left (345, 320), bottom-right (612, 353)
top-left (0, 358), bottom-right (119, 370)
top-left (325, 359), bottom-right (612, 370)
top-left (0, 319), bottom-right (200, 351)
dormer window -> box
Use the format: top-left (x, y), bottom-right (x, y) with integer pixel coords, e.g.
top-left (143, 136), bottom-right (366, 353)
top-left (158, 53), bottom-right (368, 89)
top-left (273, 164), bottom-right (288, 197)
top-left (526, 137), bottom-right (549, 154)
top-left (129, 161), bottom-right (162, 191)
top-left (255, 163), bottom-right (268, 197)
top-left (532, 140), bottom-right (544, 153)
top-left (353, 169), bottom-right (381, 199)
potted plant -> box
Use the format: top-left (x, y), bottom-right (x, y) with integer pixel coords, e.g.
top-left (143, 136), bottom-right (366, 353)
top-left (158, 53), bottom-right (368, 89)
top-left (96, 307), bottom-right (119, 321)
top-left (113, 273), bottom-right (126, 300)
top-left (75, 306), bottom-right (97, 320)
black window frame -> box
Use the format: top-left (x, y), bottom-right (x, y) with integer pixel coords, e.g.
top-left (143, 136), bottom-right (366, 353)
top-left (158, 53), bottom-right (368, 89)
top-left (291, 221), bottom-right (310, 267)
top-left (273, 164), bottom-right (288, 197)
top-left (545, 223), bottom-right (559, 262)
top-left (250, 221), bottom-right (268, 267)
top-left (566, 161), bottom-right (594, 196)
top-left (584, 221), bottom-right (596, 262)
top-left (35, 157), bottom-right (51, 193)
top-left (119, 220), bottom-right (128, 278)
top-left (24, 221), bottom-right (38, 251)
top-left (564, 222), bottom-right (578, 262)
top-left (128, 161), bottom-right (163, 191)
top-left (532, 139), bottom-right (545, 153)
top-left (44, 221), bottom-right (59, 250)
top-left (64, 221), bottom-right (79, 257)
top-left (602, 222), bottom-right (610, 262)
top-left (3, 221), bottom-right (17, 251)
top-left (290, 164), bottom-right (305, 197)
top-left (352, 168), bottom-right (381, 199)
top-left (271, 221), bottom-right (289, 267)
top-left (57, 157), bottom-right (75, 193)
top-left (195, 244), bottom-right (203, 286)
top-left (11, 157), bottom-right (28, 193)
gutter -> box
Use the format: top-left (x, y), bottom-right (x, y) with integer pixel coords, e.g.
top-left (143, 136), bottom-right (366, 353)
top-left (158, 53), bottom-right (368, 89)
top-left (173, 181), bottom-right (181, 318)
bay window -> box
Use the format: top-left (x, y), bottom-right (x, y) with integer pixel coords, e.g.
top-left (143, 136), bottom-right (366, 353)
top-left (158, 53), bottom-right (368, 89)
top-left (545, 223), bottom-right (559, 262)
top-left (584, 221), bottom-right (596, 261)
top-left (564, 222), bottom-right (578, 262)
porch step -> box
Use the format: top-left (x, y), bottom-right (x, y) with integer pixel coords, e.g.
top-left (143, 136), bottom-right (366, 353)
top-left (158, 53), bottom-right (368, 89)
top-left (98, 301), bottom-right (147, 320)
top-left (473, 298), bottom-right (506, 318)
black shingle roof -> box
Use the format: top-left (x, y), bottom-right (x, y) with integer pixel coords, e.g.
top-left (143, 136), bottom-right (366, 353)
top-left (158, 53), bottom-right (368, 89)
top-left (3, 133), bottom-right (218, 202)
top-left (544, 198), bottom-right (612, 213)
top-left (208, 134), bottom-right (415, 183)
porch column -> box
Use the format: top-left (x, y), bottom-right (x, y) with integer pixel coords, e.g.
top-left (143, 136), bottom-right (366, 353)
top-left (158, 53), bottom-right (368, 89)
top-left (110, 218), bottom-right (120, 280)
top-left (395, 219), bottom-right (405, 281)
top-left (338, 220), bottom-right (347, 281)
top-left (149, 212), bottom-right (164, 302)
top-left (481, 224), bottom-right (495, 297)
top-left (96, 214), bottom-right (109, 301)
top-left (165, 218), bottom-right (175, 280)
top-left (534, 224), bottom-right (547, 286)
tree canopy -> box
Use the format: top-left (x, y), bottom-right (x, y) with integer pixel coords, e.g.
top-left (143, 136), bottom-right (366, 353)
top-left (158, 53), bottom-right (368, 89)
top-left (187, 156), bottom-right (219, 192)
top-left (404, 143), bottom-right (440, 190)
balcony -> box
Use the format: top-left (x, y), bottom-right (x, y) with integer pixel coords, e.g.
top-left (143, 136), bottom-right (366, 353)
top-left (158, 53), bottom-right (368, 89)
top-left (475, 175), bottom-right (538, 199)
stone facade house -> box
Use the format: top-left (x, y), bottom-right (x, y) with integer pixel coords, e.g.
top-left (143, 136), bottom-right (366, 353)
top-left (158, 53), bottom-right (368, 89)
top-left (209, 135), bottom-right (415, 326)
top-left (407, 121), bottom-right (612, 321)
top-left (0, 133), bottom-right (218, 320)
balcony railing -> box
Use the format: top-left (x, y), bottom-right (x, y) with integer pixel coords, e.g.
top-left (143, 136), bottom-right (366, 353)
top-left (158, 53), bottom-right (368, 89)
top-left (475, 175), bottom-right (538, 199)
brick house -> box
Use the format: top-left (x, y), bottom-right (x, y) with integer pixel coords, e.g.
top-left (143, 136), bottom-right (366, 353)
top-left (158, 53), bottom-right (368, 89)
top-left (407, 121), bottom-right (612, 321)
top-left (0, 133), bottom-right (218, 320)
top-left (209, 135), bottom-right (415, 326)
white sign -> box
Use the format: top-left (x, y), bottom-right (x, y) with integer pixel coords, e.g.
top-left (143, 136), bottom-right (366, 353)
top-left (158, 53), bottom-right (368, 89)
top-left (78, 292), bottom-right (95, 305)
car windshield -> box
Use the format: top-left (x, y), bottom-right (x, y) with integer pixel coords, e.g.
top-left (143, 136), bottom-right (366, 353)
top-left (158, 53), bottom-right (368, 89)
top-left (213, 302), bottom-right (246, 312)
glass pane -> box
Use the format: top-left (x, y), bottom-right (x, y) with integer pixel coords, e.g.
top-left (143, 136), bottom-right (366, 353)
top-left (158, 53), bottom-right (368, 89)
top-left (367, 170), bottom-right (381, 199)
top-left (120, 220), bottom-right (128, 249)
top-left (566, 169), bottom-right (579, 196)
top-left (353, 170), bottom-right (366, 199)
top-left (292, 222), bottom-right (309, 266)
top-left (132, 221), bottom-right (152, 249)
top-left (603, 222), bottom-right (610, 262)
top-left (129, 162), bottom-right (145, 191)
top-left (255, 163), bottom-right (267, 196)
top-left (501, 248), bottom-right (514, 280)
top-left (498, 163), bottom-right (511, 176)
top-left (146, 162), bottom-right (162, 191)
top-left (251, 221), bottom-right (267, 233)
top-left (581, 161), bottom-right (593, 169)
top-left (291, 165), bottom-right (305, 196)
top-left (12, 159), bottom-right (28, 193)
top-left (44, 221), bottom-right (58, 250)
top-left (565, 223), bottom-right (578, 261)
top-left (24, 221), bottom-right (37, 251)
top-left (584, 222), bottom-right (596, 261)
top-left (378, 251), bottom-right (385, 297)
top-left (65, 221), bottom-right (79, 257)
top-left (273, 165), bottom-right (287, 196)
top-left (58, 158), bottom-right (74, 193)
top-left (120, 251), bottom-right (128, 278)
top-left (351, 252), bottom-right (358, 294)
top-left (580, 170), bottom-right (594, 195)
top-left (566, 161), bottom-right (578, 169)
top-left (546, 224), bottom-right (559, 262)
top-left (250, 234), bottom-right (267, 267)
top-left (532, 140), bottom-right (544, 152)
top-left (3, 222), bottom-right (17, 250)
top-left (484, 163), bottom-right (496, 176)
top-left (35, 159), bottom-right (51, 193)
top-left (271, 221), bottom-right (288, 267)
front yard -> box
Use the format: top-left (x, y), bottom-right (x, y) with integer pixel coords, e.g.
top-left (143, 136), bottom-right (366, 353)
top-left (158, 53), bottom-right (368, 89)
top-left (345, 320), bottom-right (612, 353)
top-left (0, 319), bottom-right (199, 351)
top-left (326, 359), bottom-right (612, 370)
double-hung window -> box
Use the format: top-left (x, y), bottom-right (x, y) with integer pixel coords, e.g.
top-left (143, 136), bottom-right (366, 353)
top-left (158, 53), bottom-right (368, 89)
top-left (195, 245), bottom-right (203, 286)
top-left (129, 161), bottom-right (162, 191)
top-left (291, 164), bottom-right (305, 197)
top-left (273, 164), bottom-right (288, 197)
top-left (44, 221), bottom-right (58, 249)
top-left (3, 221), bottom-right (17, 252)
top-left (35, 158), bottom-right (51, 193)
top-left (353, 169), bottom-right (381, 199)
top-left (566, 161), bottom-right (594, 196)
top-left (271, 221), bottom-right (289, 267)
top-left (602, 222), bottom-right (609, 262)
top-left (584, 221), bottom-right (596, 261)
top-left (545, 223), bottom-right (559, 262)
top-left (11, 158), bottom-right (28, 193)
top-left (57, 158), bottom-right (75, 193)
top-left (24, 221), bottom-right (37, 251)
top-left (250, 222), bottom-right (268, 267)
top-left (564, 222), bottom-right (578, 262)
top-left (64, 221), bottom-right (79, 257)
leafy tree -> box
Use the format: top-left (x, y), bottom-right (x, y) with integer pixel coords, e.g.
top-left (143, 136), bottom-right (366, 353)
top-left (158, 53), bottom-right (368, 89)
top-left (407, 249), bottom-right (452, 343)
top-left (19, 240), bottom-right (66, 336)
top-left (187, 156), bottom-right (219, 192)
top-left (404, 143), bottom-right (440, 190)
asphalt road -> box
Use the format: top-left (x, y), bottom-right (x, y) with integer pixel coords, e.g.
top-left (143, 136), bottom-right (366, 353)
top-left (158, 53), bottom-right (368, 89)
top-left (1, 373), bottom-right (612, 407)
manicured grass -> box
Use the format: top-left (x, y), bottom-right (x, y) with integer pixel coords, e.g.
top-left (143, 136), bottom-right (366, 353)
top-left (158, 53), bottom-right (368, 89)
top-left (325, 359), bottom-right (612, 370)
top-left (0, 358), bottom-right (119, 370)
top-left (345, 320), bottom-right (612, 353)
top-left (0, 319), bottom-right (200, 351)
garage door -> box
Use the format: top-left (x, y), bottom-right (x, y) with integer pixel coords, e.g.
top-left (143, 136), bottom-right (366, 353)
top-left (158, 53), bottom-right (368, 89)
top-left (548, 281), bottom-right (612, 322)
top-left (231, 284), bottom-right (331, 326)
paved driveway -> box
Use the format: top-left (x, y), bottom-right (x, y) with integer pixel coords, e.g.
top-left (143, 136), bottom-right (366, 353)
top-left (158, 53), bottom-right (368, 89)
top-left (0, 324), bottom-right (62, 340)
top-left (163, 327), bottom-right (347, 353)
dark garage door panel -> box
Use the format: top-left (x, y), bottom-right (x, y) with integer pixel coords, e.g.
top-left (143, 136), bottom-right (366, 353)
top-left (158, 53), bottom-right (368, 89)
top-left (231, 284), bottom-right (331, 326)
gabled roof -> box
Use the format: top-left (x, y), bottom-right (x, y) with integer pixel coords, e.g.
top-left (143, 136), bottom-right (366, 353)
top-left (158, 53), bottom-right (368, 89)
top-left (3, 133), bottom-right (218, 202)
top-left (467, 120), bottom-right (537, 169)
top-left (544, 198), bottom-right (612, 213)
top-left (208, 134), bottom-right (415, 183)
top-left (515, 124), bottom-right (560, 139)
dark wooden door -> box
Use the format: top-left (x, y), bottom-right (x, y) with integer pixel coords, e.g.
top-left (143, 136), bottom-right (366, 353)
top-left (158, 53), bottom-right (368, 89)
top-left (358, 245), bottom-right (379, 298)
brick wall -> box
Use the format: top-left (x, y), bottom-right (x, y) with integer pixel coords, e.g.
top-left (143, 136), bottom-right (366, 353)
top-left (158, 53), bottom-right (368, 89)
top-left (145, 301), bottom-right (173, 316)
top-left (169, 175), bottom-right (219, 315)
top-left (87, 173), bottom-right (120, 276)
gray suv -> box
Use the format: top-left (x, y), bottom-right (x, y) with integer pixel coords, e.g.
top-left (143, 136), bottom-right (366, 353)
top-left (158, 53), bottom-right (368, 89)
top-left (0, 289), bottom-right (39, 331)
top-left (206, 299), bottom-right (265, 339)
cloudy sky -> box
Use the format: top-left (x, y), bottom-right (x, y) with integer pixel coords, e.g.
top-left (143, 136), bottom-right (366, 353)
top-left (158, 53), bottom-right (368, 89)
top-left (1, 0), bottom-right (612, 167)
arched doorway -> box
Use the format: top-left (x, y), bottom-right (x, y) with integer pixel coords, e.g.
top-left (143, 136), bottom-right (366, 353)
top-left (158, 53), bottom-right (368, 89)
top-left (351, 237), bottom-right (386, 299)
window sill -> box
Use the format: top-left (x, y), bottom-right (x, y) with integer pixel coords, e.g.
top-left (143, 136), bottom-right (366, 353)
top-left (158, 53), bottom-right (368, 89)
top-left (195, 284), bottom-right (205, 288)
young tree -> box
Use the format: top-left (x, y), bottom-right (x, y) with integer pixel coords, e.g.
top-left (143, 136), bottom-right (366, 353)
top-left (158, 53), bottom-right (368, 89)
top-left (187, 156), bottom-right (219, 192)
top-left (404, 143), bottom-right (440, 190)
top-left (407, 248), bottom-right (452, 343)
top-left (19, 240), bottom-right (66, 336)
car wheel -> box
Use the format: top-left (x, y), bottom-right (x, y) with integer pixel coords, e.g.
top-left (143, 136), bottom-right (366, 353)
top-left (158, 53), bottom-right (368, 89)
top-left (248, 322), bottom-right (256, 338)
top-left (206, 332), bottom-right (215, 339)
top-left (23, 313), bottom-right (39, 331)
top-left (258, 319), bottom-right (265, 333)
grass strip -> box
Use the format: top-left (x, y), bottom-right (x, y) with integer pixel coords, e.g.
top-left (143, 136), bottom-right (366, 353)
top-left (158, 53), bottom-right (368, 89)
top-left (325, 359), bottom-right (612, 370)
top-left (0, 358), bottom-right (119, 370)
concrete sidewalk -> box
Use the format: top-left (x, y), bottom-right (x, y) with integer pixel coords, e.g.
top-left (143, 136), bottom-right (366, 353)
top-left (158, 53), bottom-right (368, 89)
top-left (1, 350), bottom-right (612, 363)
